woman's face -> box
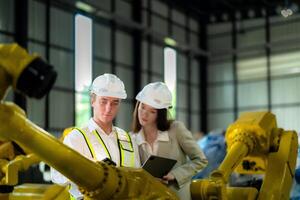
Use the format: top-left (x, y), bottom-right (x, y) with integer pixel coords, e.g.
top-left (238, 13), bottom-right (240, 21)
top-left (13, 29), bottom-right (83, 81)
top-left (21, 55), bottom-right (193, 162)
top-left (138, 103), bottom-right (158, 127)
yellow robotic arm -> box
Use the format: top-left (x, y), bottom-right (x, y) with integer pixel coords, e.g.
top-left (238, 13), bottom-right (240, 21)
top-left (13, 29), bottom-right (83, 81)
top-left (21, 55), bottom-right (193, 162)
top-left (191, 112), bottom-right (298, 200)
top-left (0, 43), bottom-right (178, 200)
top-left (0, 43), bottom-right (57, 100)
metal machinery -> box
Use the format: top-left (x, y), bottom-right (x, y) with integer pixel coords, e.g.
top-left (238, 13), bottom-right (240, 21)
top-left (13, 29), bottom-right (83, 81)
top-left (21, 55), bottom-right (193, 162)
top-left (0, 43), bottom-right (178, 200)
top-left (191, 112), bottom-right (298, 200)
top-left (0, 43), bottom-right (297, 200)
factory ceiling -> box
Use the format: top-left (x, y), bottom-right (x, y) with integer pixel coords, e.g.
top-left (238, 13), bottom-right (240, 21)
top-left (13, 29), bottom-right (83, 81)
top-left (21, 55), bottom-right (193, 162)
top-left (53, 0), bottom-right (300, 23)
top-left (167, 0), bottom-right (300, 22)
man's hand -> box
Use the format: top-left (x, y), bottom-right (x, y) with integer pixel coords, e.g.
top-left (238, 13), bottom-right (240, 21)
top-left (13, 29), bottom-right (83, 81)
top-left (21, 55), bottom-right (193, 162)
top-left (102, 158), bottom-right (116, 166)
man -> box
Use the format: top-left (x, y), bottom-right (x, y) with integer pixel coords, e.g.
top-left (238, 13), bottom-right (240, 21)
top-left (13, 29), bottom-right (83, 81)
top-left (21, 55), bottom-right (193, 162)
top-left (51, 73), bottom-right (140, 200)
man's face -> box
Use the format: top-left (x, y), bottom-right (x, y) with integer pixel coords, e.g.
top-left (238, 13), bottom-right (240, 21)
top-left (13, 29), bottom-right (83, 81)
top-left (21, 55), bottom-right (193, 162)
top-left (92, 96), bottom-right (121, 124)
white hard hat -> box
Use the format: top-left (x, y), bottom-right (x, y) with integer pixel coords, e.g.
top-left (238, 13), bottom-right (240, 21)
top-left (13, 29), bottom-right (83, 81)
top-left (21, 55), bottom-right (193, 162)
top-left (136, 82), bottom-right (172, 109)
top-left (90, 73), bottom-right (127, 99)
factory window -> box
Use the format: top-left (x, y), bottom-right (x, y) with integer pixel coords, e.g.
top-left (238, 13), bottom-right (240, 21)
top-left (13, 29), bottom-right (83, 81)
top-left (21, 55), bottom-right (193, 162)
top-left (164, 47), bottom-right (177, 118)
top-left (75, 14), bottom-right (92, 127)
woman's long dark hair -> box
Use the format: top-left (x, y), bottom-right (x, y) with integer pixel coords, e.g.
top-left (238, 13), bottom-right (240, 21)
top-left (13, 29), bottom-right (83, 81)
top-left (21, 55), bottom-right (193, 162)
top-left (131, 101), bottom-right (173, 133)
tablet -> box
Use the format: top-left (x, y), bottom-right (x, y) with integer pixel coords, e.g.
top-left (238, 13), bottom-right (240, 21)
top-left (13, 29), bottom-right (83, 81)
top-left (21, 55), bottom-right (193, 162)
top-left (142, 155), bottom-right (177, 178)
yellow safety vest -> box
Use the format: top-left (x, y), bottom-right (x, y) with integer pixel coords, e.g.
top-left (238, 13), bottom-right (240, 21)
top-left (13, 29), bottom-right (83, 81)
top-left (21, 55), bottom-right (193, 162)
top-left (67, 127), bottom-right (135, 200)
top-left (73, 127), bottom-right (135, 167)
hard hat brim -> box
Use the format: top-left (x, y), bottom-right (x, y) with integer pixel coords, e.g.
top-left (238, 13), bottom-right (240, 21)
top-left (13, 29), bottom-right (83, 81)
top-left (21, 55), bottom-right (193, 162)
top-left (91, 90), bottom-right (127, 99)
top-left (136, 97), bottom-right (171, 109)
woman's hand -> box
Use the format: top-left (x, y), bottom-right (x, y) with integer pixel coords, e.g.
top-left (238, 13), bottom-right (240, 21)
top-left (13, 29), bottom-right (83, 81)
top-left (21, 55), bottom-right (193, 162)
top-left (161, 173), bottom-right (175, 184)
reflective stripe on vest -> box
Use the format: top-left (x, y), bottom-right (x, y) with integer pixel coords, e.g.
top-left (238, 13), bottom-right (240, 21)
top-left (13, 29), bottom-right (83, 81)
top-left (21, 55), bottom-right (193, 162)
top-left (92, 130), bottom-right (112, 159)
top-left (68, 185), bottom-right (83, 200)
top-left (73, 128), bottom-right (96, 159)
top-left (70, 193), bottom-right (76, 200)
top-left (69, 193), bottom-right (83, 200)
top-left (69, 194), bottom-right (83, 200)
top-left (74, 128), bottom-right (135, 167)
top-left (116, 130), bottom-right (135, 167)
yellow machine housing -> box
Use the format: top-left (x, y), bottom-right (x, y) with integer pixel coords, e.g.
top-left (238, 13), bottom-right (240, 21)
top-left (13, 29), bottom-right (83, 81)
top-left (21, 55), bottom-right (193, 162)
top-left (0, 43), bottom-right (178, 200)
top-left (191, 112), bottom-right (298, 200)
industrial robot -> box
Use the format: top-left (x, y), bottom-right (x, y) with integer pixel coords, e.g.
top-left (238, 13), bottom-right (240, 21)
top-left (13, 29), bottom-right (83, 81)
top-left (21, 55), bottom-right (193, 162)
top-left (0, 43), bottom-right (178, 200)
top-left (191, 111), bottom-right (298, 200)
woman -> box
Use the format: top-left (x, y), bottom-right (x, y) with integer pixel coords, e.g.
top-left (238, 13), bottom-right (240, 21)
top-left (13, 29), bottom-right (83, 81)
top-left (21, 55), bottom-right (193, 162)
top-left (131, 82), bottom-right (208, 200)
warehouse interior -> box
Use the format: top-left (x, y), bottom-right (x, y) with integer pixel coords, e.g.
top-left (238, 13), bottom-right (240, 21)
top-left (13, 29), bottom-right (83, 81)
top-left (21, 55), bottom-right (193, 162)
top-left (1, 0), bottom-right (300, 199)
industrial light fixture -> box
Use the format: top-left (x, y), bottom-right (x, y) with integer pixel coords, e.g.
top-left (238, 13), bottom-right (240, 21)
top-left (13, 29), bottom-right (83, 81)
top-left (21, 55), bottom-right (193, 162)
top-left (164, 37), bottom-right (177, 47)
top-left (280, 0), bottom-right (294, 17)
top-left (75, 1), bottom-right (95, 13)
top-left (281, 8), bottom-right (293, 17)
